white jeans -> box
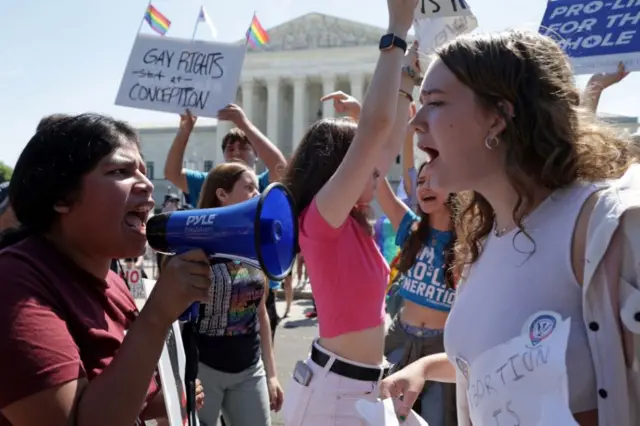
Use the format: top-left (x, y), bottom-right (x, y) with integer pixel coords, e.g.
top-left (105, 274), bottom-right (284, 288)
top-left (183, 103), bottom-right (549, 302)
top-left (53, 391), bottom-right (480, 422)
top-left (282, 341), bottom-right (385, 425)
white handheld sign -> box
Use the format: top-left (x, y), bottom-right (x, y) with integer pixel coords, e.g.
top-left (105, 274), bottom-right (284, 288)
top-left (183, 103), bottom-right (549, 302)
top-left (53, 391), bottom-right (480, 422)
top-left (464, 311), bottom-right (572, 426)
top-left (123, 267), bottom-right (146, 301)
top-left (415, 0), bottom-right (473, 19)
top-left (412, 1), bottom-right (478, 74)
top-left (356, 398), bottom-right (428, 426)
top-left (116, 34), bottom-right (246, 118)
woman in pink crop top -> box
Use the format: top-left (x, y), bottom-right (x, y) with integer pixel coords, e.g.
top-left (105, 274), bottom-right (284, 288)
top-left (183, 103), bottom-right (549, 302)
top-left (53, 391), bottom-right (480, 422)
top-left (278, 1), bottom-right (420, 424)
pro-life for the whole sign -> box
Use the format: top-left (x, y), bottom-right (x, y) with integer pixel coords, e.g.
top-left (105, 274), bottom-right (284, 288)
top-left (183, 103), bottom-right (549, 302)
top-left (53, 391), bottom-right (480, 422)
top-left (540, 0), bottom-right (640, 74)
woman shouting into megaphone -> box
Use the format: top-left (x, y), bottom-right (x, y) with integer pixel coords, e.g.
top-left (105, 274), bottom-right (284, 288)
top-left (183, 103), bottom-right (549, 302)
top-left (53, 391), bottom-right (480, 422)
top-left (0, 114), bottom-right (212, 426)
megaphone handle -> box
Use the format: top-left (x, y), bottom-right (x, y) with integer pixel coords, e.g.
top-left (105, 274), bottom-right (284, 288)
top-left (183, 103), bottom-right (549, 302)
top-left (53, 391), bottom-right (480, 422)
top-left (179, 303), bottom-right (200, 322)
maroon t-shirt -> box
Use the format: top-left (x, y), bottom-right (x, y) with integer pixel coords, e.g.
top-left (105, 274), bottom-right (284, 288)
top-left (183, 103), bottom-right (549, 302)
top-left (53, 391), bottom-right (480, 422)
top-left (0, 236), bottom-right (160, 425)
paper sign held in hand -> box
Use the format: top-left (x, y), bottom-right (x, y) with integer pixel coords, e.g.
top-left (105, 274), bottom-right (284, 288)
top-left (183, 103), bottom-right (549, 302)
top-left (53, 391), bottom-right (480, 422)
top-left (356, 398), bottom-right (429, 426)
top-left (463, 311), bottom-right (572, 426)
top-left (412, 1), bottom-right (478, 74)
top-left (415, 0), bottom-right (474, 19)
top-left (115, 34), bottom-right (246, 118)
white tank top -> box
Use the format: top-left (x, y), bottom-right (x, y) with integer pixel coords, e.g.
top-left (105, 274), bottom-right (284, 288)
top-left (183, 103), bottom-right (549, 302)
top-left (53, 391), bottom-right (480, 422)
top-left (444, 182), bottom-right (601, 415)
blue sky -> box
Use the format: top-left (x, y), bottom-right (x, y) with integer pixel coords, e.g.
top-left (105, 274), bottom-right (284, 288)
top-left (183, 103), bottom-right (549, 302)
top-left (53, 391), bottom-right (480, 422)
top-left (0, 0), bottom-right (638, 166)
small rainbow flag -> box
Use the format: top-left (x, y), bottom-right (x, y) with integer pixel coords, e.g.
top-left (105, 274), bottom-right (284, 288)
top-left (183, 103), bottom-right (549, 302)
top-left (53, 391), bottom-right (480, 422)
top-left (245, 14), bottom-right (269, 48)
top-left (144, 4), bottom-right (171, 36)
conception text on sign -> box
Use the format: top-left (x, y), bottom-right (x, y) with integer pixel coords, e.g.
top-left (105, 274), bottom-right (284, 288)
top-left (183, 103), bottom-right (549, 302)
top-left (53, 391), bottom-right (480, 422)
top-left (540, 0), bottom-right (640, 74)
top-left (116, 34), bottom-right (246, 118)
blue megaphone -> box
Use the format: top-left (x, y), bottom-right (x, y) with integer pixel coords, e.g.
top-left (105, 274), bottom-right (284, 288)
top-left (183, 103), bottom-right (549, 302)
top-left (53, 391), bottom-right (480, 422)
top-left (146, 183), bottom-right (298, 321)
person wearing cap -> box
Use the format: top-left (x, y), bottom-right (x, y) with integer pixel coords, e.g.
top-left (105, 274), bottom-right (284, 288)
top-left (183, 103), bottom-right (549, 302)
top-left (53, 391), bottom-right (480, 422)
top-left (0, 182), bottom-right (17, 232)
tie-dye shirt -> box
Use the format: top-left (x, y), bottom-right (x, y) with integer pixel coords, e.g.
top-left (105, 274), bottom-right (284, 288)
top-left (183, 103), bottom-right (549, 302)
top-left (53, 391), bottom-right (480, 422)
top-left (196, 260), bottom-right (266, 373)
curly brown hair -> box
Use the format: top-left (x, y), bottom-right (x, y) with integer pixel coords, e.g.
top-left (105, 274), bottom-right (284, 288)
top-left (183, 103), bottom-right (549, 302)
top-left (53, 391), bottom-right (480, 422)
top-left (281, 118), bottom-right (372, 246)
top-left (434, 31), bottom-right (637, 269)
top-left (396, 162), bottom-right (459, 288)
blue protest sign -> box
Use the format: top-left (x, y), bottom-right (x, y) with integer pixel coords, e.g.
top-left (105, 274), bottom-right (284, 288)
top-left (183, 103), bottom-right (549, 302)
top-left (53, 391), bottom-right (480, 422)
top-left (539, 0), bottom-right (640, 74)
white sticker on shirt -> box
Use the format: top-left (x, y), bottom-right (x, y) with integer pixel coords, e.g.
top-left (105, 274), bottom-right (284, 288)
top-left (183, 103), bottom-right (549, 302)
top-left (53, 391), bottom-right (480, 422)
top-left (463, 311), bottom-right (576, 426)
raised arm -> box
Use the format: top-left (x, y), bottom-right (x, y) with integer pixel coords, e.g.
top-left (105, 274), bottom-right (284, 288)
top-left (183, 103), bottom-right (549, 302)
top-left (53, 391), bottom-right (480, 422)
top-left (164, 111), bottom-right (198, 193)
top-left (581, 62), bottom-right (629, 114)
top-left (217, 104), bottom-right (287, 181)
top-left (315, 0), bottom-right (417, 228)
top-left (376, 177), bottom-right (410, 231)
top-left (375, 43), bottom-right (420, 179)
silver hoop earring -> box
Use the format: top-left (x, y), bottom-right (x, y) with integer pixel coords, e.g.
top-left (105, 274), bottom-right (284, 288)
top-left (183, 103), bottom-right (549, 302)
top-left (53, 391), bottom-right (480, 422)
top-left (485, 135), bottom-right (500, 150)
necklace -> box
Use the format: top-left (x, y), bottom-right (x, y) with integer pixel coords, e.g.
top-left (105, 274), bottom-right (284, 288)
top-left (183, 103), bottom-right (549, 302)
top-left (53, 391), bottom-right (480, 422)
top-left (494, 226), bottom-right (509, 238)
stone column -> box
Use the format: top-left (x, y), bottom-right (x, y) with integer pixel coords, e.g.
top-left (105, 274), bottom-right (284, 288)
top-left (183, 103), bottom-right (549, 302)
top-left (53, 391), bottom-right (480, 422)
top-left (241, 79), bottom-right (255, 120)
top-left (292, 76), bottom-right (307, 151)
top-left (349, 72), bottom-right (365, 103)
top-left (266, 78), bottom-right (280, 144)
top-left (321, 75), bottom-right (336, 119)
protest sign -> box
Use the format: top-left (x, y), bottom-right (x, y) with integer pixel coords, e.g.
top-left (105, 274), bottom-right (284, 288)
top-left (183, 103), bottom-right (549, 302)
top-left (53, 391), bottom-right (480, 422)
top-left (137, 279), bottom-right (199, 426)
top-left (539, 0), bottom-right (640, 74)
top-left (122, 267), bottom-right (146, 300)
top-left (412, 8), bottom-right (478, 74)
top-left (415, 0), bottom-right (474, 19)
top-left (356, 398), bottom-right (428, 426)
top-left (462, 311), bottom-right (573, 426)
top-left (116, 34), bottom-right (246, 118)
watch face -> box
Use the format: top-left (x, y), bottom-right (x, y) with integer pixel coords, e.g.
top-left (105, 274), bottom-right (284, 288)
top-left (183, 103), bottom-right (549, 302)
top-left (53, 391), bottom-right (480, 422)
top-left (380, 34), bottom-right (394, 49)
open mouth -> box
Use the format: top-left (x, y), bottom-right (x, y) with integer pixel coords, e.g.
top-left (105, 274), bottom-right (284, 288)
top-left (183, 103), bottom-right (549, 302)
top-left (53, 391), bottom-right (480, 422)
top-left (422, 147), bottom-right (440, 163)
top-left (124, 202), bottom-right (154, 233)
top-left (421, 196), bottom-right (437, 203)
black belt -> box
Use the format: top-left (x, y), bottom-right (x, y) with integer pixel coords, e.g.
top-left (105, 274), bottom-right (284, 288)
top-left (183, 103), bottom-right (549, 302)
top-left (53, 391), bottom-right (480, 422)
top-left (311, 345), bottom-right (389, 382)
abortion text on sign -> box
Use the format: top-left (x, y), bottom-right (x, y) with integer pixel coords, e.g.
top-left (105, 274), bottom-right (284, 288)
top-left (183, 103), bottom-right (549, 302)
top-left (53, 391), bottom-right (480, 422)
top-left (540, 0), bottom-right (640, 74)
top-left (416, 0), bottom-right (473, 18)
top-left (464, 311), bottom-right (573, 426)
top-left (116, 34), bottom-right (246, 118)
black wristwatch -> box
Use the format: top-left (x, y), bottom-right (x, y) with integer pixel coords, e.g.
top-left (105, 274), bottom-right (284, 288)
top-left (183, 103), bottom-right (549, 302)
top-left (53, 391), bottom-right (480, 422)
top-left (379, 34), bottom-right (407, 53)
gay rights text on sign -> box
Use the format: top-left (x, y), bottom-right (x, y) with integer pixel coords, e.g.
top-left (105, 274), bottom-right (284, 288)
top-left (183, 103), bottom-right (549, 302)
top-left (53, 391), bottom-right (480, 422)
top-left (116, 34), bottom-right (246, 118)
top-left (540, 0), bottom-right (640, 74)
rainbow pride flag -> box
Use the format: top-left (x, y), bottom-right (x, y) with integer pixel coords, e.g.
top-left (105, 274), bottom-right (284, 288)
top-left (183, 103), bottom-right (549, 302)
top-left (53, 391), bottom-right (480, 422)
top-left (144, 5), bottom-right (171, 36)
top-left (245, 14), bottom-right (269, 48)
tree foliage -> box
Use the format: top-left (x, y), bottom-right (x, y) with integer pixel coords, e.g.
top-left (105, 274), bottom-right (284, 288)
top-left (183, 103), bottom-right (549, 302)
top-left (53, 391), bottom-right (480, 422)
top-left (0, 162), bottom-right (13, 183)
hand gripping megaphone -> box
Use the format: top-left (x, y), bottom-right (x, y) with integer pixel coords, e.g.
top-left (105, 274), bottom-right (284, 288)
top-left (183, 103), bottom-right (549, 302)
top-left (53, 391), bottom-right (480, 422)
top-left (146, 182), bottom-right (298, 321)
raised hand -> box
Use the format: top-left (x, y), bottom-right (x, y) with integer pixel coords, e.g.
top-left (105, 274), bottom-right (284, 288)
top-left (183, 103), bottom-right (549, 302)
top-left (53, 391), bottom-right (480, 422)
top-left (179, 109), bottom-right (197, 132)
top-left (320, 91), bottom-right (362, 119)
top-left (387, 0), bottom-right (419, 34)
top-left (402, 41), bottom-right (423, 86)
top-left (588, 62), bottom-right (630, 90)
top-left (217, 104), bottom-right (249, 127)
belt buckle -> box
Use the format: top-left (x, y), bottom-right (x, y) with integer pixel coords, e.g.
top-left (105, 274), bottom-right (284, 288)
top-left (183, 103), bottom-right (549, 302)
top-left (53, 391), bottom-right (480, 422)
top-left (416, 329), bottom-right (424, 337)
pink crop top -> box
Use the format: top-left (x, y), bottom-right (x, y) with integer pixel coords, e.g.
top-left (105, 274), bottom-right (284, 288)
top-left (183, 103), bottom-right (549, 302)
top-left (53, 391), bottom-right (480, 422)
top-left (299, 199), bottom-right (390, 338)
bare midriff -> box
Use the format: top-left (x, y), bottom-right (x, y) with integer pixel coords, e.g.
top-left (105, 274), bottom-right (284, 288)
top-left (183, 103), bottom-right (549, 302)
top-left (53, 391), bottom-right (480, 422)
top-left (318, 323), bottom-right (386, 366)
top-left (400, 299), bottom-right (449, 329)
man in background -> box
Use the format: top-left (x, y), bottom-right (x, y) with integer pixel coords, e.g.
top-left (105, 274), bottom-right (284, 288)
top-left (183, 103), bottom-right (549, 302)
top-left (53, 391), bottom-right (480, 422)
top-left (164, 104), bottom-right (286, 201)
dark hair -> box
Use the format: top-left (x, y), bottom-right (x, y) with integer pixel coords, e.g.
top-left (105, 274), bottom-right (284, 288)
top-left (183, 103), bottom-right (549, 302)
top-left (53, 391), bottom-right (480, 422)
top-left (221, 128), bottom-right (252, 152)
top-left (3, 113), bottom-right (139, 247)
top-left (282, 118), bottom-right (371, 236)
top-left (36, 113), bottom-right (72, 132)
top-left (197, 162), bottom-right (253, 208)
top-left (434, 31), bottom-right (637, 269)
top-left (396, 163), bottom-right (458, 288)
